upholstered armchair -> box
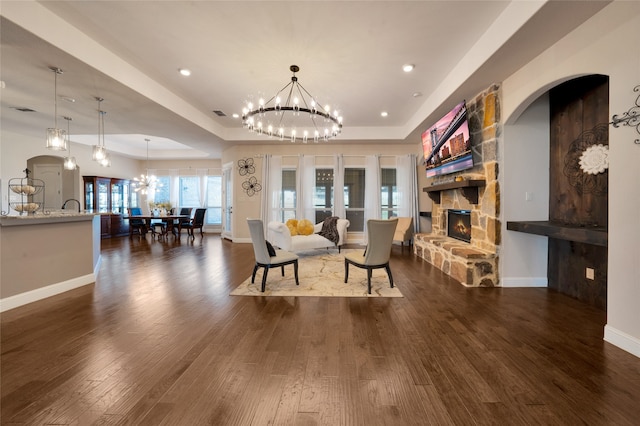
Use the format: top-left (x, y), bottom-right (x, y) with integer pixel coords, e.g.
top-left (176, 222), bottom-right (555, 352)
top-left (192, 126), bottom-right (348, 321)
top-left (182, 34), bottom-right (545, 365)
top-left (247, 219), bottom-right (299, 292)
top-left (344, 218), bottom-right (398, 294)
top-left (393, 216), bottom-right (414, 248)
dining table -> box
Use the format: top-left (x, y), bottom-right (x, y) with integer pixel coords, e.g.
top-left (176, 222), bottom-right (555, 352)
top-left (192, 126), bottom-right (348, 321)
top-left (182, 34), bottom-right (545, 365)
top-left (123, 214), bottom-right (190, 238)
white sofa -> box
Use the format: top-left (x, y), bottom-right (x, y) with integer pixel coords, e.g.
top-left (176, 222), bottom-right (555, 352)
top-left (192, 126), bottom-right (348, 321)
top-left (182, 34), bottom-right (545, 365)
top-left (267, 219), bottom-right (350, 253)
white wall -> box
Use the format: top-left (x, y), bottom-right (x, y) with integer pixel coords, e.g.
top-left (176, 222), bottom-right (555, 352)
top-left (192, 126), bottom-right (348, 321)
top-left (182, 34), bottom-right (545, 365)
top-left (501, 94), bottom-right (550, 287)
top-left (1, 131), bottom-right (142, 212)
top-left (501, 1), bottom-right (640, 357)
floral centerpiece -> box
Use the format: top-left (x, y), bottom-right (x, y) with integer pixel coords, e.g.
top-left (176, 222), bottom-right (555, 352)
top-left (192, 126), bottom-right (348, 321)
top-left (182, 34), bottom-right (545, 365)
top-left (148, 201), bottom-right (173, 216)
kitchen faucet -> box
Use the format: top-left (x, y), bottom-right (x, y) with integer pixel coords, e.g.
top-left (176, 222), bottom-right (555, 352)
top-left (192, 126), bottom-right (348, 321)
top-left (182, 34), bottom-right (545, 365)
top-left (62, 198), bottom-right (81, 212)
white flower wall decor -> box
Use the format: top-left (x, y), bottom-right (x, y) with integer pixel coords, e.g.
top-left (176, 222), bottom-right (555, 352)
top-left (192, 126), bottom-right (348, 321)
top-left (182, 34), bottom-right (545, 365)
top-left (579, 144), bottom-right (609, 175)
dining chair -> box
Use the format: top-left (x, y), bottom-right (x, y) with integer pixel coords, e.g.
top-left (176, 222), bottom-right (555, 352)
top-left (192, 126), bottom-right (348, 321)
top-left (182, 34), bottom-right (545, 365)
top-left (181, 208), bottom-right (206, 239)
top-left (247, 218), bottom-right (299, 292)
top-left (150, 219), bottom-right (167, 239)
top-left (173, 207), bottom-right (193, 236)
top-left (128, 207), bottom-right (147, 238)
top-left (344, 218), bottom-right (398, 294)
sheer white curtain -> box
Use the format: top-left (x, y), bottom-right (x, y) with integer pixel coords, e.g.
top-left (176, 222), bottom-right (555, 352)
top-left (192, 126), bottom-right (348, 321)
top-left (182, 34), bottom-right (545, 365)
top-left (363, 154), bottom-right (381, 244)
top-left (197, 168), bottom-right (208, 208)
top-left (298, 154), bottom-right (315, 220)
top-left (333, 154), bottom-right (345, 219)
top-left (260, 154), bottom-right (282, 226)
top-left (362, 154), bottom-right (381, 244)
top-left (169, 169), bottom-right (179, 210)
top-left (396, 154), bottom-right (419, 233)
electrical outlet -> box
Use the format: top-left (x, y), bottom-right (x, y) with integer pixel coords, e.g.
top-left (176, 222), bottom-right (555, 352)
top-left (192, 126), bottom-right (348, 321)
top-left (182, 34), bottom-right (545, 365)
top-left (586, 268), bottom-right (595, 280)
top-left (525, 192), bottom-right (533, 201)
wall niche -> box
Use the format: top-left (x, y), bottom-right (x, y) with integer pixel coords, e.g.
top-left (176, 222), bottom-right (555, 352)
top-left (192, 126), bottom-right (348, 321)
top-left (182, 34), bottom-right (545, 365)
top-left (548, 74), bottom-right (609, 310)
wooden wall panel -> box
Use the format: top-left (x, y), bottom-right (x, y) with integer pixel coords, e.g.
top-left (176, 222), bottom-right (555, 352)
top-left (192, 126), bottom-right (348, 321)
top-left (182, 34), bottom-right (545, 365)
top-left (548, 75), bottom-right (609, 310)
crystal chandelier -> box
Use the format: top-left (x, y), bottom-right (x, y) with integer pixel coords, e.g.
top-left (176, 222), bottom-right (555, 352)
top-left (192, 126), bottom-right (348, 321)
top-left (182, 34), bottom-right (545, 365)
top-left (92, 97), bottom-right (110, 167)
top-left (63, 116), bottom-right (77, 170)
top-left (45, 67), bottom-right (67, 151)
top-left (242, 65), bottom-right (343, 143)
top-left (133, 139), bottom-right (158, 194)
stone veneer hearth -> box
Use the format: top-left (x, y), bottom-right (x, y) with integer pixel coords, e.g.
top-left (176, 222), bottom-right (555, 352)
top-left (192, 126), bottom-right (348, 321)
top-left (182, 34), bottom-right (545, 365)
top-left (414, 85), bottom-right (501, 287)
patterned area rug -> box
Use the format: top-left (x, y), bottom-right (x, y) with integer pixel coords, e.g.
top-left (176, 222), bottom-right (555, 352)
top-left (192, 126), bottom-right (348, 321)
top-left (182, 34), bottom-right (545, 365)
top-left (231, 249), bottom-right (403, 298)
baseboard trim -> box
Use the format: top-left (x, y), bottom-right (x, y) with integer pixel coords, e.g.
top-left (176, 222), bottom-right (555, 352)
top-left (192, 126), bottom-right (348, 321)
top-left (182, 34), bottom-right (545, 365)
top-left (0, 274), bottom-right (96, 313)
top-left (501, 277), bottom-right (548, 287)
top-left (604, 325), bottom-right (640, 359)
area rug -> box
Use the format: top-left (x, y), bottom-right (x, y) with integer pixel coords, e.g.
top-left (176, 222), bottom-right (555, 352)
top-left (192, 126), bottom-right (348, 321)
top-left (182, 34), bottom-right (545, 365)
top-left (231, 249), bottom-right (403, 298)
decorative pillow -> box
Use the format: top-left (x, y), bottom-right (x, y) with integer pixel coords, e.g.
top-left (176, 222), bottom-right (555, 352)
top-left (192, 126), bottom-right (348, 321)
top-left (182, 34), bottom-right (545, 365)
top-left (297, 219), bottom-right (314, 236)
top-left (265, 240), bottom-right (276, 257)
top-left (286, 219), bottom-right (298, 236)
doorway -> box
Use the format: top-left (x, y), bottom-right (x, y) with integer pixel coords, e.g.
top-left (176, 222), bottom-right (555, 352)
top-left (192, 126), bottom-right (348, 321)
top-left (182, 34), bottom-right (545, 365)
top-left (222, 163), bottom-right (233, 240)
top-left (33, 163), bottom-right (62, 210)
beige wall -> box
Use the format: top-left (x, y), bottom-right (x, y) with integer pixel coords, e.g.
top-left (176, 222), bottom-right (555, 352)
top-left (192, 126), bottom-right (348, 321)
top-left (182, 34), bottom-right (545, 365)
top-left (222, 142), bottom-right (423, 241)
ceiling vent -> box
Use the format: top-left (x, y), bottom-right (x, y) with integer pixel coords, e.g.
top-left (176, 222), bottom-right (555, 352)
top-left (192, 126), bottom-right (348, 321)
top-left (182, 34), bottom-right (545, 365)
top-left (212, 110), bottom-right (226, 117)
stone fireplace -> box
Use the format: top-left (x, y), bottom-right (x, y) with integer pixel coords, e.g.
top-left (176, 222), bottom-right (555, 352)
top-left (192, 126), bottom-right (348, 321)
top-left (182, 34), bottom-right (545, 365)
top-left (414, 85), bottom-right (501, 287)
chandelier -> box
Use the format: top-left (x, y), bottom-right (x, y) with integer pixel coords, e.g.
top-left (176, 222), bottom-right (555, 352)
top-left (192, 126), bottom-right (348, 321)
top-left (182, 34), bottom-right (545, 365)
top-left (242, 65), bottom-right (343, 143)
top-left (92, 97), bottom-right (110, 167)
top-left (63, 116), bottom-right (77, 170)
top-left (45, 67), bottom-right (67, 151)
top-left (133, 139), bottom-right (158, 194)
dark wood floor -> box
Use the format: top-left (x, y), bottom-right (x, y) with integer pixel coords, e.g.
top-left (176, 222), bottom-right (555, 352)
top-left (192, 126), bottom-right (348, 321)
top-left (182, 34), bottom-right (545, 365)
top-left (2, 235), bottom-right (639, 425)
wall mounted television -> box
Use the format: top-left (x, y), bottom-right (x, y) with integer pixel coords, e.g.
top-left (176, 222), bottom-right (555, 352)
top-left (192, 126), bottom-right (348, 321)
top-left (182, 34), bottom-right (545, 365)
top-left (422, 101), bottom-right (473, 178)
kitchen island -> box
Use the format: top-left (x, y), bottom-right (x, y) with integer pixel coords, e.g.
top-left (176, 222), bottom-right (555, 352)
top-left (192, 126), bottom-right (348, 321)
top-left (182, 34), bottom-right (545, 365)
top-left (0, 212), bottom-right (100, 312)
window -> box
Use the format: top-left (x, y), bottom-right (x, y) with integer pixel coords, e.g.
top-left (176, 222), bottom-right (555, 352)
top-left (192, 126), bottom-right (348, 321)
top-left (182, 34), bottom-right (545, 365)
top-left (381, 168), bottom-right (397, 219)
top-left (344, 168), bottom-right (365, 231)
top-left (179, 176), bottom-right (200, 208)
top-left (314, 168), bottom-right (334, 223)
top-left (205, 175), bottom-right (222, 225)
top-left (280, 169), bottom-right (296, 222)
top-left (153, 176), bottom-right (171, 206)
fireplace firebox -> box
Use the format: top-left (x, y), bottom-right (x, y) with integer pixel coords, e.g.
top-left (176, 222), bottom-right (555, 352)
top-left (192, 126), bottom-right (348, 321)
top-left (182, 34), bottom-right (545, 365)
top-left (447, 209), bottom-right (472, 243)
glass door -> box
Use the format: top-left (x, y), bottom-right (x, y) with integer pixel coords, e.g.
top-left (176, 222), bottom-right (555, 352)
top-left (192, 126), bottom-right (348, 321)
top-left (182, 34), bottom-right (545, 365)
top-left (110, 179), bottom-right (126, 214)
top-left (84, 180), bottom-right (95, 211)
top-left (97, 178), bottom-right (109, 213)
top-left (222, 163), bottom-right (233, 240)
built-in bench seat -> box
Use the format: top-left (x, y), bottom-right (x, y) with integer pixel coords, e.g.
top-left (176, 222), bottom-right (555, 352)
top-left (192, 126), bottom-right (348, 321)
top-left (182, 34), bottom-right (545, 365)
top-left (414, 233), bottom-right (498, 287)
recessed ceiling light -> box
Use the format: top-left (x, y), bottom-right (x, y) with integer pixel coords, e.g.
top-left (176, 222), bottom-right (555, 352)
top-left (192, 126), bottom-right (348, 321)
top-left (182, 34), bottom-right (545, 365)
top-left (178, 68), bottom-right (191, 76)
top-left (381, 111), bottom-right (388, 117)
top-left (412, 92), bottom-right (423, 98)
top-left (232, 113), bottom-right (240, 119)
top-left (402, 64), bottom-right (414, 73)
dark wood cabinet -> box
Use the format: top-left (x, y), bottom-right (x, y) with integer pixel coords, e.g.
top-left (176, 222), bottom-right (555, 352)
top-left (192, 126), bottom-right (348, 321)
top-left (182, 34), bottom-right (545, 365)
top-left (84, 176), bottom-right (132, 238)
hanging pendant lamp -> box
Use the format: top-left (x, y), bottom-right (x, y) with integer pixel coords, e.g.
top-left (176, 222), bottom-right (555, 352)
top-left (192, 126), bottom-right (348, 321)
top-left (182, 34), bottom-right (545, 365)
top-left (63, 116), bottom-right (77, 170)
top-left (45, 67), bottom-right (67, 151)
top-left (92, 97), bottom-right (108, 163)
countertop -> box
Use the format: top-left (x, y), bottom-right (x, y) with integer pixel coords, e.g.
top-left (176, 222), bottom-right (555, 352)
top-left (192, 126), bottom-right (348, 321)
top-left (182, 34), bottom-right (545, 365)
top-left (0, 211), bottom-right (97, 227)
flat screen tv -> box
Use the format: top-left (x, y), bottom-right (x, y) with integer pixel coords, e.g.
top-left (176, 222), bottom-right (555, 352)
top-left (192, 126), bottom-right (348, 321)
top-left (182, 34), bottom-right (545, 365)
top-left (422, 101), bottom-right (473, 178)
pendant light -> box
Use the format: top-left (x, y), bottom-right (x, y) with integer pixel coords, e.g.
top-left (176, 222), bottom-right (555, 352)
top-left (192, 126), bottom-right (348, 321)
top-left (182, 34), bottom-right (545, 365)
top-left (63, 116), bottom-right (77, 170)
top-left (92, 97), bottom-right (107, 163)
top-left (98, 109), bottom-right (111, 168)
top-left (45, 67), bottom-right (67, 150)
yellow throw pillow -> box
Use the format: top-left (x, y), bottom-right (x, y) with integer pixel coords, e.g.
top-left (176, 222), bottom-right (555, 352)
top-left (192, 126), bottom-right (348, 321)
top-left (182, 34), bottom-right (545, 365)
top-left (286, 219), bottom-right (298, 236)
top-left (297, 219), bottom-right (314, 236)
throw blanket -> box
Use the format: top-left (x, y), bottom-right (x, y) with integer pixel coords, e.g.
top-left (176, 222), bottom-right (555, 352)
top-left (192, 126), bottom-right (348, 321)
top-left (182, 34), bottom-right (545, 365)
top-left (318, 216), bottom-right (340, 245)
